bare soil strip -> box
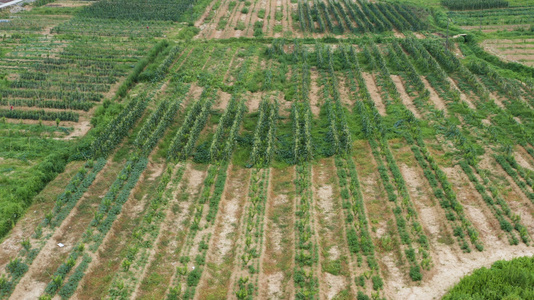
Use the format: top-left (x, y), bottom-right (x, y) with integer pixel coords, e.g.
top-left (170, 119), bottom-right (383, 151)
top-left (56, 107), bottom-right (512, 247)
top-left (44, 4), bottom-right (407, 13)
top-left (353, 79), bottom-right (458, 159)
top-left (312, 158), bottom-right (354, 299)
top-left (196, 166), bottom-right (250, 298)
top-left (444, 165), bottom-right (503, 245)
top-left (351, 140), bottom-right (404, 295)
top-left (258, 167), bottom-right (295, 299)
top-left (421, 77), bottom-right (448, 113)
top-left (448, 77), bottom-right (477, 110)
top-left (134, 163), bottom-right (207, 299)
top-left (310, 69), bottom-right (321, 116)
top-left (391, 75), bottom-right (421, 118)
top-left (72, 161), bottom-right (164, 299)
top-left (0, 161), bottom-right (84, 269)
top-left (362, 72), bottom-right (387, 116)
top-left (8, 160), bottom-right (124, 299)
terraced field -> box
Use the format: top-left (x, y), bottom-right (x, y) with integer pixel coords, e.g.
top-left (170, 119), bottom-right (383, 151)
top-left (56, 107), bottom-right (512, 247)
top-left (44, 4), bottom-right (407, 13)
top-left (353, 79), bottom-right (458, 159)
top-left (1, 0), bottom-right (534, 299)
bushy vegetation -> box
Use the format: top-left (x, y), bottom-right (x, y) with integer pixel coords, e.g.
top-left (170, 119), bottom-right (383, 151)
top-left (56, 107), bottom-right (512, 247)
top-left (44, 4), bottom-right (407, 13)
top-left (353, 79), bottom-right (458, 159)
top-left (442, 0), bottom-right (509, 10)
top-left (80, 0), bottom-right (200, 22)
top-left (444, 256), bottom-right (534, 299)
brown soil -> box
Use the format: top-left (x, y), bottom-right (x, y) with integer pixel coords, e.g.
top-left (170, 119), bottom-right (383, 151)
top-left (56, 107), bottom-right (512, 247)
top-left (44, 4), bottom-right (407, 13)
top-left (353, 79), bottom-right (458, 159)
top-left (9, 160), bottom-right (123, 299)
top-left (313, 158), bottom-right (354, 299)
top-left (309, 70), bottom-right (321, 116)
top-left (0, 161), bottom-right (83, 268)
top-left (443, 165), bottom-right (502, 245)
top-left (258, 167), bottom-right (295, 299)
top-left (135, 163), bottom-right (207, 299)
top-left (414, 32), bottom-right (426, 39)
top-left (448, 77), bottom-right (477, 109)
top-left (391, 75), bottom-right (421, 118)
top-left (214, 90), bottom-right (232, 111)
top-left (74, 159), bottom-right (164, 299)
top-left (352, 140), bottom-right (404, 295)
top-left (196, 166), bottom-right (250, 298)
top-left (395, 244), bottom-right (534, 300)
top-left (336, 73), bottom-right (354, 108)
top-left (421, 77), bottom-right (448, 113)
top-left (393, 29), bottom-right (405, 39)
top-left (362, 73), bottom-right (387, 116)
top-left (246, 91), bottom-right (263, 113)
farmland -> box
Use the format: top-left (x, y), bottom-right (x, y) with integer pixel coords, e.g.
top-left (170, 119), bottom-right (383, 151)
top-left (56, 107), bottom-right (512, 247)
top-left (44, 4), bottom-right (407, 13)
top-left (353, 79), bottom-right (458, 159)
top-left (1, 0), bottom-right (534, 299)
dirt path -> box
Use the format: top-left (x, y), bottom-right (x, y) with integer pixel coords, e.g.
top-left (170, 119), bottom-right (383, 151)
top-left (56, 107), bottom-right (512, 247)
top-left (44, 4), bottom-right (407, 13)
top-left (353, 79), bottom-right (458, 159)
top-left (312, 158), bottom-right (353, 299)
top-left (196, 166), bottom-right (250, 298)
top-left (244, 0), bottom-right (260, 38)
top-left (8, 159), bottom-right (123, 299)
top-left (225, 2), bottom-right (244, 39)
top-left (448, 77), bottom-right (477, 109)
top-left (310, 69), bottom-right (321, 116)
top-left (274, 0), bottom-right (285, 38)
top-left (72, 160), bottom-right (165, 299)
top-left (258, 167), bottom-right (295, 299)
top-left (443, 165), bottom-right (503, 246)
top-left (336, 73), bottom-right (355, 108)
top-left (207, 0), bottom-right (234, 39)
top-left (134, 163), bottom-right (207, 299)
top-left (362, 73), bottom-right (387, 116)
top-left (395, 244), bottom-right (534, 300)
top-left (421, 77), bottom-right (448, 114)
top-left (391, 75), bottom-right (421, 118)
top-left (267, 0), bottom-right (277, 36)
top-left (351, 140), bottom-right (404, 295)
top-left (0, 161), bottom-right (83, 270)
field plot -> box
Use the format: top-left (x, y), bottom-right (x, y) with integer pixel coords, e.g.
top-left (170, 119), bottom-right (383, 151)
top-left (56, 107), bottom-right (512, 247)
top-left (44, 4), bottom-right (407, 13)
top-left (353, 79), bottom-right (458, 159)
top-left (448, 6), bottom-right (534, 31)
top-left (1, 0), bottom-right (534, 299)
top-left (196, 0), bottom-right (427, 38)
top-left (482, 39), bottom-right (534, 67)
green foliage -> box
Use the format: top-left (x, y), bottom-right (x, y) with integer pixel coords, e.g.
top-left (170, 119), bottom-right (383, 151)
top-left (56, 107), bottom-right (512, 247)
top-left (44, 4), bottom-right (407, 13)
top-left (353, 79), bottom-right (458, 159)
top-left (33, 0), bottom-right (57, 7)
top-left (80, 0), bottom-right (201, 22)
top-left (115, 40), bottom-right (169, 99)
top-left (177, 26), bottom-right (200, 41)
top-left (187, 268), bottom-right (202, 287)
top-left (0, 109), bottom-right (78, 122)
top-left (441, 0), bottom-right (509, 10)
top-left (444, 256), bottom-right (534, 300)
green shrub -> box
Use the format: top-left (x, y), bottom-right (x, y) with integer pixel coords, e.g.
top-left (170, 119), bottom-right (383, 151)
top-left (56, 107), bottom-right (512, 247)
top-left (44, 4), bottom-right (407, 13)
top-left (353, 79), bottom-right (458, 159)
top-left (444, 256), bottom-right (534, 299)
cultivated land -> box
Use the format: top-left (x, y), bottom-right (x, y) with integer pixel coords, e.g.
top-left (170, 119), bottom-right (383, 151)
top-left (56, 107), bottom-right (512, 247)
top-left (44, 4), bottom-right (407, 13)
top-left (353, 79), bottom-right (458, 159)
top-left (1, 0), bottom-right (534, 299)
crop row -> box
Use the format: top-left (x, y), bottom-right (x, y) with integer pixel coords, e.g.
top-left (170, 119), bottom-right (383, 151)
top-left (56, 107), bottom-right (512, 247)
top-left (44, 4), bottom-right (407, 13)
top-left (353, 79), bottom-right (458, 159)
top-left (38, 84), bottom-right (184, 298)
top-left (297, 0), bottom-right (425, 34)
top-left (40, 157), bottom-right (149, 299)
top-left (167, 89), bottom-right (215, 161)
top-left (396, 38), bottom-right (527, 251)
top-left (0, 159), bottom-right (106, 299)
top-left (347, 43), bottom-right (434, 277)
top-left (292, 102), bottom-right (313, 163)
top-left (168, 94), bottom-right (245, 298)
top-left (294, 163), bottom-right (319, 298)
top-left (250, 99), bottom-right (278, 166)
top-left (234, 167), bottom-right (270, 299)
top-left (209, 97), bottom-right (246, 162)
top-left (0, 109), bottom-right (79, 122)
top-left (318, 45), bottom-right (352, 154)
top-left (442, 0), bottom-right (509, 10)
top-left (0, 89), bottom-right (102, 103)
top-left (91, 95), bottom-right (148, 158)
top-left (334, 156), bottom-right (383, 298)
top-left (0, 98), bottom-right (94, 111)
top-left (107, 163), bottom-right (186, 299)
